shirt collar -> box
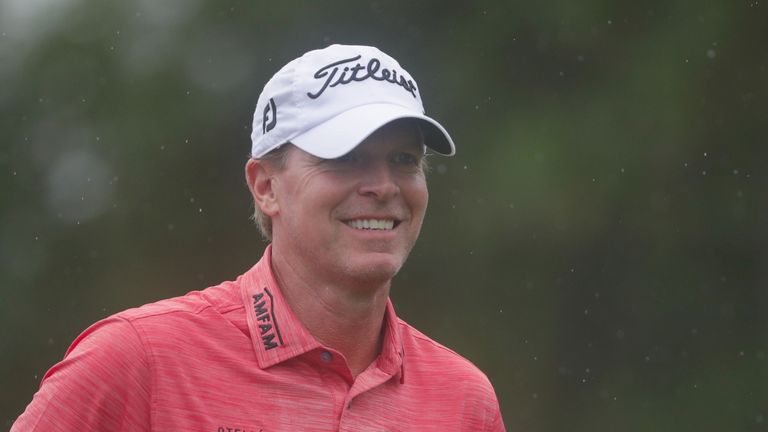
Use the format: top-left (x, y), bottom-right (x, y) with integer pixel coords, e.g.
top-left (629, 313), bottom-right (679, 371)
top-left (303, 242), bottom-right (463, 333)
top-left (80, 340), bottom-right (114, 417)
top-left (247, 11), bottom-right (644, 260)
top-left (240, 245), bottom-right (321, 368)
top-left (240, 245), bottom-right (405, 379)
top-left (377, 300), bottom-right (405, 379)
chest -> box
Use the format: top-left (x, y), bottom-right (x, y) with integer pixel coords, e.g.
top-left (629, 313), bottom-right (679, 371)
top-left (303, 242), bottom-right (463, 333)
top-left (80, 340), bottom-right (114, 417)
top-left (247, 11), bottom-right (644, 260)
top-left (146, 342), bottom-right (476, 431)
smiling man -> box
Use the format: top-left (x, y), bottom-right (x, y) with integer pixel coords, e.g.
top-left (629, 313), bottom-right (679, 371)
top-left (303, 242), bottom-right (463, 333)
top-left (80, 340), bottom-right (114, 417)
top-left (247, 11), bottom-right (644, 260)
top-left (13, 44), bottom-right (505, 431)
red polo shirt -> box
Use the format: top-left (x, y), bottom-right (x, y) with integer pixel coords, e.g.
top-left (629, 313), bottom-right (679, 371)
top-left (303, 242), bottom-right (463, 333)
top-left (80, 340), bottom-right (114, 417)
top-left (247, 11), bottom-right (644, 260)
top-left (13, 246), bottom-right (505, 431)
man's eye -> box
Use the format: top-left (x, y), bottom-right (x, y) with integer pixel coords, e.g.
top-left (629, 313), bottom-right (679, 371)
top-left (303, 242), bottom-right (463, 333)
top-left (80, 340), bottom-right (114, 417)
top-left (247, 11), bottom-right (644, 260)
top-left (394, 152), bottom-right (420, 166)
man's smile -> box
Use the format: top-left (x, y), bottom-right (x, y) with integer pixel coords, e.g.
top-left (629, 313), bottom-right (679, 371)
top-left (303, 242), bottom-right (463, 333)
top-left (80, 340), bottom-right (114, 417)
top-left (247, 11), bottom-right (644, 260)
top-left (343, 218), bottom-right (400, 230)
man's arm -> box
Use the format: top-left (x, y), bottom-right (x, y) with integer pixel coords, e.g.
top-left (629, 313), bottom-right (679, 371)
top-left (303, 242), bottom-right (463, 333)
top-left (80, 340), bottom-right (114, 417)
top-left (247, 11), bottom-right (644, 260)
top-left (12, 316), bottom-right (152, 431)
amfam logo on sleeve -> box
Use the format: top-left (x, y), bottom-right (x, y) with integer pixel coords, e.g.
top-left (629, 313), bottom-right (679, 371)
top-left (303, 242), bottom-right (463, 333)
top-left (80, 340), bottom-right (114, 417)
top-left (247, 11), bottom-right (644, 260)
top-left (252, 288), bottom-right (284, 350)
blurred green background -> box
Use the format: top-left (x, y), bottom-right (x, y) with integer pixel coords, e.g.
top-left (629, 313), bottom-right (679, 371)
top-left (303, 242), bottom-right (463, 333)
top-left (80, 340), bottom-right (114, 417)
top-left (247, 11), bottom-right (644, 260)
top-left (2, 0), bottom-right (766, 430)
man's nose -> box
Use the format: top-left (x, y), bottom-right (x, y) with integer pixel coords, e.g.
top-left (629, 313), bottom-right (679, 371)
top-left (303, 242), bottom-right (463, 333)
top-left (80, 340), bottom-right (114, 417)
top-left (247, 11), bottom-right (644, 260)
top-left (357, 160), bottom-right (399, 200)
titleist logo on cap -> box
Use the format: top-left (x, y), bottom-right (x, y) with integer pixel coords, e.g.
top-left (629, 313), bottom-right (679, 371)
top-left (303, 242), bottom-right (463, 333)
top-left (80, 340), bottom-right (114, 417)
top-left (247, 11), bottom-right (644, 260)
top-left (307, 55), bottom-right (418, 100)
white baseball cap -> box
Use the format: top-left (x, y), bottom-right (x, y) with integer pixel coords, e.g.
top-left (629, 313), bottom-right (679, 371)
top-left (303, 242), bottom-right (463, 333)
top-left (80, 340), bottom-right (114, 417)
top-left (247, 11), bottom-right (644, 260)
top-left (250, 44), bottom-right (455, 159)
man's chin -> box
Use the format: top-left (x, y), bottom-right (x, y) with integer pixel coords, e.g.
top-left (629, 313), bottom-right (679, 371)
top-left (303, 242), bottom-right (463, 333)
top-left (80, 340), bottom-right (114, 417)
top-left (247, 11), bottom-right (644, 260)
top-left (342, 254), bottom-right (405, 285)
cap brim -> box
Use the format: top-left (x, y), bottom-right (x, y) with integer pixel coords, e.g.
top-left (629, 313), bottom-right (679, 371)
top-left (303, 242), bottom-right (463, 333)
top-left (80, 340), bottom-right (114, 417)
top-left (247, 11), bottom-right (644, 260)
top-left (290, 103), bottom-right (455, 159)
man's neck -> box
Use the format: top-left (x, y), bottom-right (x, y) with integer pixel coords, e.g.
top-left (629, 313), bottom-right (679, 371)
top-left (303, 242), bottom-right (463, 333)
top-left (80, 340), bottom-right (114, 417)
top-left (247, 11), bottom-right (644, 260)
top-left (270, 251), bottom-right (391, 378)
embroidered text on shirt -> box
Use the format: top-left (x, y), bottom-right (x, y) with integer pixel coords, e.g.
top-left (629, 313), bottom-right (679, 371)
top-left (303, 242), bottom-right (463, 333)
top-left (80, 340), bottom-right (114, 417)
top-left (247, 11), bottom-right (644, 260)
top-left (252, 288), bottom-right (284, 350)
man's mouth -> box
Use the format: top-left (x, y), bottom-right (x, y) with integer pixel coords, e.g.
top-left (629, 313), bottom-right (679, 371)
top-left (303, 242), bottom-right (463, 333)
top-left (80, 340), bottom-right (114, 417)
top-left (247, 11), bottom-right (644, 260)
top-left (344, 219), bottom-right (398, 230)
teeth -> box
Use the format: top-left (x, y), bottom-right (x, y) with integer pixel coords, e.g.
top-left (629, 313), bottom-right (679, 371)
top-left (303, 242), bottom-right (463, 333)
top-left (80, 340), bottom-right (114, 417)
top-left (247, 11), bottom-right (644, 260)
top-left (346, 219), bottom-right (395, 230)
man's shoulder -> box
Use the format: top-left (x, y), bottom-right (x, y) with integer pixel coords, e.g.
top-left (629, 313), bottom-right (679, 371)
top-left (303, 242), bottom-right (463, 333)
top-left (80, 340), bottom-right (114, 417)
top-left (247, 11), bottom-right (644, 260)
top-left (64, 278), bottom-right (248, 362)
top-left (115, 279), bottom-right (243, 324)
top-left (397, 318), bottom-right (495, 390)
top-left (397, 317), bottom-right (480, 367)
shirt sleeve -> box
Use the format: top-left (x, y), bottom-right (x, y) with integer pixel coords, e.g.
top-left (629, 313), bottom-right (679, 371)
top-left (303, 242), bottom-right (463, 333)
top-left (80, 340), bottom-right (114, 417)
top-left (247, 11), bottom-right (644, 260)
top-left (11, 316), bottom-right (152, 431)
top-left (488, 406), bottom-right (507, 432)
top-left (480, 388), bottom-right (506, 432)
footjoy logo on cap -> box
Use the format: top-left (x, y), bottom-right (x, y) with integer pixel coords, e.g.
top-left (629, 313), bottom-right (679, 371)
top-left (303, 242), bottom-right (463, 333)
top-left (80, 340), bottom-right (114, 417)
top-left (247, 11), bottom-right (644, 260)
top-left (307, 55), bottom-right (418, 100)
top-left (262, 98), bottom-right (277, 134)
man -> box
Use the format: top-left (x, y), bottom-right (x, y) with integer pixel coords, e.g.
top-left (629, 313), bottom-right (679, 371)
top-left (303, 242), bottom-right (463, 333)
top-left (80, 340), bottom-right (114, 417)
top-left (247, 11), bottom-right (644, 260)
top-left (13, 44), bottom-right (505, 431)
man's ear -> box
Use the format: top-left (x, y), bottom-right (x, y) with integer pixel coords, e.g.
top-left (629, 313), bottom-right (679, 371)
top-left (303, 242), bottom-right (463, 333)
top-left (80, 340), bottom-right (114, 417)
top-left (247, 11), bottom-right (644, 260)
top-left (245, 158), bottom-right (279, 217)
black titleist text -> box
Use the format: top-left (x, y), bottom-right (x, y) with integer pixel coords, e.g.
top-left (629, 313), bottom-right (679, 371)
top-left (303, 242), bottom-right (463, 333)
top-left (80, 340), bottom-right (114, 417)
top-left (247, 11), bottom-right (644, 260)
top-left (307, 55), bottom-right (417, 99)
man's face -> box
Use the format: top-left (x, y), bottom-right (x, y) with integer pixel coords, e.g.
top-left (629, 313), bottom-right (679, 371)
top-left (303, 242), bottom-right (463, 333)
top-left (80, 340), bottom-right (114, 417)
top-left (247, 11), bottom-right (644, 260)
top-left (269, 120), bottom-right (428, 287)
